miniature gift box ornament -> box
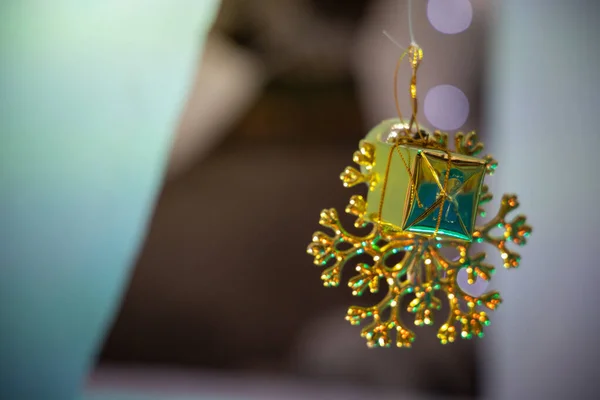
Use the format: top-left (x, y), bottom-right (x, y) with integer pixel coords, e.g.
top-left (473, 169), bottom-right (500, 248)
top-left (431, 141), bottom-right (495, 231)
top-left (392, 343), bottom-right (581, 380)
top-left (307, 44), bottom-right (531, 348)
top-left (355, 119), bottom-right (487, 241)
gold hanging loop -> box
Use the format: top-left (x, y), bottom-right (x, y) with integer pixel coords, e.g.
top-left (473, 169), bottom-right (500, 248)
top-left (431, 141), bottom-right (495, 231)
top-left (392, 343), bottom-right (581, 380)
top-left (407, 44), bottom-right (424, 137)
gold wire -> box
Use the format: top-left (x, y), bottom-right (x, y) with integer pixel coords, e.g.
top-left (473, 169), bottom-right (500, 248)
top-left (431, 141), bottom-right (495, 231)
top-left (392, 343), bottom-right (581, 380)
top-left (393, 50), bottom-right (409, 126)
top-left (408, 45), bottom-right (424, 138)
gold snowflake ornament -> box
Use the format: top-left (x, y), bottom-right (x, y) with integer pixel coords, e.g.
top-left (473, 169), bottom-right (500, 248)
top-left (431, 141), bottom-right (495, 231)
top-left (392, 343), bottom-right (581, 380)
top-left (307, 118), bottom-right (532, 348)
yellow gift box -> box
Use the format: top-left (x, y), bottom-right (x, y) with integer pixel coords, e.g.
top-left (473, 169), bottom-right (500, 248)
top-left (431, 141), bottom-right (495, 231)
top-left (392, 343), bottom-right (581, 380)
top-left (361, 119), bottom-right (486, 241)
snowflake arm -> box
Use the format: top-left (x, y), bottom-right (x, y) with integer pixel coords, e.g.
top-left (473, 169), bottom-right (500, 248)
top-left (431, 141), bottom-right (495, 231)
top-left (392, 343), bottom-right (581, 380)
top-left (454, 131), bottom-right (498, 175)
top-left (346, 283), bottom-right (416, 348)
top-left (473, 194), bottom-right (532, 268)
top-left (307, 208), bottom-right (378, 287)
top-left (340, 141), bottom-right (378, 190)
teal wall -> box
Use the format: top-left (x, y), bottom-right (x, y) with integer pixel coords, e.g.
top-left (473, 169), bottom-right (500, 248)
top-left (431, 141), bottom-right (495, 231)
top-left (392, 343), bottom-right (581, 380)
top-left (0, 1), bottom-right (218, 398)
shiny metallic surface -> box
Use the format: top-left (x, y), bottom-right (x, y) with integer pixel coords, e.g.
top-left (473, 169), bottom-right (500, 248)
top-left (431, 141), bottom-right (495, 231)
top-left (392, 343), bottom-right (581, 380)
top-left (307, 118), bottom-right (531, 348)
top-left (359, 119), bottom-right (486, 241)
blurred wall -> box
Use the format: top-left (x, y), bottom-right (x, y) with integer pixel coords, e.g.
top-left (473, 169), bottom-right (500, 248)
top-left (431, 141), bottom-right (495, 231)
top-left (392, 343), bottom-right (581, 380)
top-left (485, 1), bottom-right (600, 399)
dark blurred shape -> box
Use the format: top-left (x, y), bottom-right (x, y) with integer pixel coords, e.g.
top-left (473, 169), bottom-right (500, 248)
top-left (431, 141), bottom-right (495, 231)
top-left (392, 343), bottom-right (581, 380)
top-left (309, 0), bottom-right (371, 21)
top-left (230, 78), bottom-right (364, 142)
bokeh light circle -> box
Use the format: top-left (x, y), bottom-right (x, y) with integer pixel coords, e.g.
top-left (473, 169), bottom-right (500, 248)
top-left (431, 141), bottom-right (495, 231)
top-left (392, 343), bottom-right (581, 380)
top-left (427, 0), bottom-right (473, 34)
top-left (424, 84), bottom-right (469, 130)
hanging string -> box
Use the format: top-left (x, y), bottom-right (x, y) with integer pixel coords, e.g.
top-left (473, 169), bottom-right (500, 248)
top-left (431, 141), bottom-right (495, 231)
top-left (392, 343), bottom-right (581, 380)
top-left (383, 30), bottom-right (406, 51)
top-left (408, 0), bottom-right (416, 45)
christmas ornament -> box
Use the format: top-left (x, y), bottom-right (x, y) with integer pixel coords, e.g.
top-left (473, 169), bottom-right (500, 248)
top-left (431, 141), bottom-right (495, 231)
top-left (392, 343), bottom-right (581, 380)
top-left (307, 44), bottom-right (531, 348)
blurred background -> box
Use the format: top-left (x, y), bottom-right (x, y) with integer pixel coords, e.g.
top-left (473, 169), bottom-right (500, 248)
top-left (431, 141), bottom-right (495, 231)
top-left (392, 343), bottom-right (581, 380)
top-left (3, 0), bottom-right (599, 399)
top-left (94, 0), bottom-right (489, 399)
